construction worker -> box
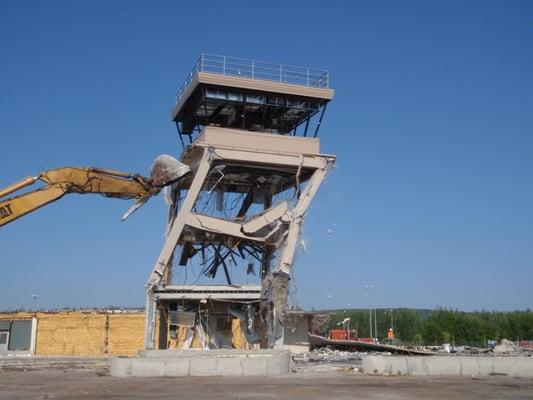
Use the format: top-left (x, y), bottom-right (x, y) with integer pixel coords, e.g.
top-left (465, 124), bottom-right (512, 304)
top-left (387, 328), bottom-right (395, 340)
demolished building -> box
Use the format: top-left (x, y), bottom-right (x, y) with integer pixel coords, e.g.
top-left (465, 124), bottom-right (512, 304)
top-left (143, 54), bottom-right (335, 351)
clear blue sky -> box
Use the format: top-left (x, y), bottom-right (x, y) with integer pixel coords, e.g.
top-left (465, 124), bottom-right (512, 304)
top-left (1, 0), bottom-right (532, 311)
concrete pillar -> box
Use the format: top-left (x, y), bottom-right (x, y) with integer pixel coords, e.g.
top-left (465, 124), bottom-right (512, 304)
top-left (30, 316), bottom-right (37, 355)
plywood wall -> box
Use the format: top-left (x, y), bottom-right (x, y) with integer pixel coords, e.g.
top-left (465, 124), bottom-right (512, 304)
top-left (107, 314), bottom-right (144, 356)
top-left (35, 312), bottom-right (106, 356)
top-left (0, 311), bottom-right (145, 356)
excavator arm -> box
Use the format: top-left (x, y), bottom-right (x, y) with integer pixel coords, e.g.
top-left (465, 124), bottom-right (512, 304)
top-left (0, 156), bottom-right (190, 227)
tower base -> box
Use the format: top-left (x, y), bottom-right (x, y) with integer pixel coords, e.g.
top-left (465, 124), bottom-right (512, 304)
top-left (110, 349), bottom-right (290, 377)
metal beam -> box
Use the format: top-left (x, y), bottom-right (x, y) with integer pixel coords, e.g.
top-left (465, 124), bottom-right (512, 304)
top-left (313, 103), bottom-right (328, 138)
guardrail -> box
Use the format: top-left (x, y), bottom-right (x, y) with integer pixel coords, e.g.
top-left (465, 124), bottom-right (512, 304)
top-left (176, 54), bottom-right (329, 103)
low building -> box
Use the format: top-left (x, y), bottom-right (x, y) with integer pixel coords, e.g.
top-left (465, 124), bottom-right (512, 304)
top-left (0, 311), bottom-right (144, 357)
top-left (0, 309), bottom-right (328, 356)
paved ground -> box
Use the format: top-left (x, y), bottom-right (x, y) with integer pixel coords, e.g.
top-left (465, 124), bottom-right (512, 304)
top-left (1, 362), bottom-right (533, 400)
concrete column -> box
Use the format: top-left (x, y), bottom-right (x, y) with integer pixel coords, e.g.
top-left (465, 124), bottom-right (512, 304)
top-left (144, 291), bottom-right (157, 350)
top-left (30, 316), bottom-right (37, 355)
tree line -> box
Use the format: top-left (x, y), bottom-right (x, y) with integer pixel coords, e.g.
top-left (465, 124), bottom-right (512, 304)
top-left (328, 308), bottom-right (533, 346)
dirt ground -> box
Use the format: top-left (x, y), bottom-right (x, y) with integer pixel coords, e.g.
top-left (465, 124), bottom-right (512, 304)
top-left (1, 359), bottom-right (533, 400)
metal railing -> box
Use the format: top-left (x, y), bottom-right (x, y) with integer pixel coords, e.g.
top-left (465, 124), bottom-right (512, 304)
top-left (175, 54), bottom-right (329, 103)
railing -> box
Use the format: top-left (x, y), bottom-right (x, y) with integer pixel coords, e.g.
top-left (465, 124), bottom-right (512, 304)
top-left (175, 54), bottom-right (329, 103)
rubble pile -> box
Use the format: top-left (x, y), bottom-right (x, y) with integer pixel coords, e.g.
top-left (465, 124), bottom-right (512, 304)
top-left (293, 347), bottom-right (363, 364)
top-left (428, 339), bottom-right (533, 356)
top-left (0, 357), bottom-right (109, 372)
top-left (492, 339), bottom-right (532, 355)
top-left (432, 344), bottom-right (491, 355)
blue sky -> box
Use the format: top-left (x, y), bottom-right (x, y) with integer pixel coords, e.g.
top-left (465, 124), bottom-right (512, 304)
top-left (0, 0), bottom-right (532, 311)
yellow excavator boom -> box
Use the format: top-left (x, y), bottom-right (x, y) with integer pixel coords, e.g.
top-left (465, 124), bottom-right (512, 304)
top-left (0, 167), bottom-right (156, 227)
top-left (0, 156), bottom-right (190, 227)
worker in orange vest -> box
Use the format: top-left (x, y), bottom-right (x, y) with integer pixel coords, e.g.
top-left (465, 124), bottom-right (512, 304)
top-left (387, 328), bottom-right (395, 340)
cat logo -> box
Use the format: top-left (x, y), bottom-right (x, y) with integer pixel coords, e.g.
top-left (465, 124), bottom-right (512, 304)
top-left (0, 204), bottom-right (14, 220)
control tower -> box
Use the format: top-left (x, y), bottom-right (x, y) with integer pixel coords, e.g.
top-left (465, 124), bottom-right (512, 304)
top-left (144, 54), bottom-right (335, 350)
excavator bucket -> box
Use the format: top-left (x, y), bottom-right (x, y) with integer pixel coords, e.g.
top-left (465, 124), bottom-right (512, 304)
top-left (151, 155), bottom-right (190, 187)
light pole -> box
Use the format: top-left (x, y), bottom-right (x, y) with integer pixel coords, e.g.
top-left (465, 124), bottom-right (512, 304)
top-left (364, 284), bottom-right (374, 339)
top-left (372, 302), bottom-right (379, 340)
top-left (32, 293), bottom-right (38, 311)
top-left (390, 309), bottom-right (394, 331)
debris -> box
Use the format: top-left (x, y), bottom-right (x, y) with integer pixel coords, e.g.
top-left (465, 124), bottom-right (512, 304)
top-left (430, 339), bottom-right (532, 356)
top-left (493, 339), bottom-right (520, 354)
top-left (169, 311), bottom-right (196, 327)
top-left (150, 155), bottom-right (190, 187)
top-left (246, 262), bottom-right (255, 275)
top-left (292, 347), bottom-right (363, 364)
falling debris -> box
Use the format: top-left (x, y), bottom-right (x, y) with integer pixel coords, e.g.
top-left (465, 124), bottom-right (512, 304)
top-left (246, 262), bottom-right (256, 276)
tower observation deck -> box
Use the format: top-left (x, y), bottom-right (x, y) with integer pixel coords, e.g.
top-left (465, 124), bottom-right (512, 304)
top-left (171, 54), bottom-right (334, 144)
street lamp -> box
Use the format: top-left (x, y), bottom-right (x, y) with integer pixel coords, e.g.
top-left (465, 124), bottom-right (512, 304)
top-left (390, 309), bottom-right (394, 331)
top-left (372, 302), bottom-right (379, 340)
top-left (364, 284), bottom-right (374, 339)
top-left (32, 293), bottom-right (38, 311)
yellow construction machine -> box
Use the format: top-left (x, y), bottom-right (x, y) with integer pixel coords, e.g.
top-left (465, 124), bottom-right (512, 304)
top-left (0, 155), bottom-right (189, 227)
